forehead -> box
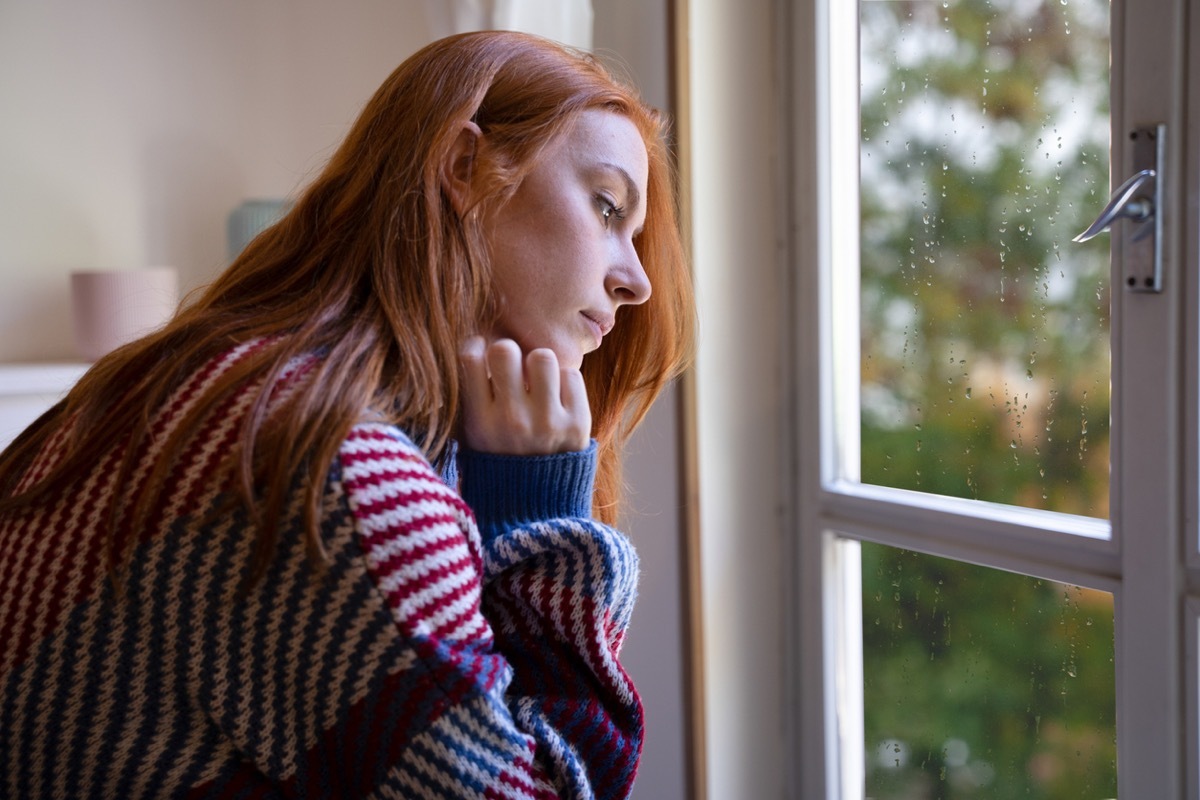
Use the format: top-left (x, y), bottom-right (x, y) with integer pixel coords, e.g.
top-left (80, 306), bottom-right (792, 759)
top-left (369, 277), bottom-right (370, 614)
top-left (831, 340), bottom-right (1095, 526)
top-left (549, 109), bottom-right (649, 182)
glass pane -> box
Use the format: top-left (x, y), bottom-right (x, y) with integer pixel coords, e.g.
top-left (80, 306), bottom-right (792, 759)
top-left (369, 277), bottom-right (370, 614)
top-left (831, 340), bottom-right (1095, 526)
top-left (858, 0), bottom-right (1112, 517)
top-left (862, 542), bottom-right (1117, 798)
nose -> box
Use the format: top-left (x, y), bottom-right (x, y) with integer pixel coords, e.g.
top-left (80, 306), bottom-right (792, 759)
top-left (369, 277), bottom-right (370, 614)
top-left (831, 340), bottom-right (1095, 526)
top-left (606, 240), bottom-right (652, 306)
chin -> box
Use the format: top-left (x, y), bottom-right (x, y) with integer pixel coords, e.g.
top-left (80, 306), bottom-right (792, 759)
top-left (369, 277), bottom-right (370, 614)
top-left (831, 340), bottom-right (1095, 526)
top-left (522, 332), bottom-right (583, 370)
top-left (547, 338), bottom-right (586, 370)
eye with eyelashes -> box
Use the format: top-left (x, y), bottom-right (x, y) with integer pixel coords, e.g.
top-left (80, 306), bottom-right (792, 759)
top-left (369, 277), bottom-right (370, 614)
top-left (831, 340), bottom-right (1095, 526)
top-left (596, 193), bottom-right (628, 228)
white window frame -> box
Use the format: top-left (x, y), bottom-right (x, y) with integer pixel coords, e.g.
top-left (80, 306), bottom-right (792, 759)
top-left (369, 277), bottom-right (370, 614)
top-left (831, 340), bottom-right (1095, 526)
top-left (787, 0), bottom-right (1196, 797)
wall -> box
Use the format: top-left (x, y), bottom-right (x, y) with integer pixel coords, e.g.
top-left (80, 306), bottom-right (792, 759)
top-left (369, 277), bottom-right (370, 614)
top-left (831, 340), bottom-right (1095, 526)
top-left (687, 0), bottom-right (789, 798)
top-left (0, 3), bottom-right (694, 798)
top-left (0, 0), bottom-right (430, 362)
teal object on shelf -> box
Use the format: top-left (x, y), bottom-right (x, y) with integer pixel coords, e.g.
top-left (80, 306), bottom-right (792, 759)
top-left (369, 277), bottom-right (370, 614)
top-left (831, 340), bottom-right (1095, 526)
top-left (227, 199), bottom-right (291, 260)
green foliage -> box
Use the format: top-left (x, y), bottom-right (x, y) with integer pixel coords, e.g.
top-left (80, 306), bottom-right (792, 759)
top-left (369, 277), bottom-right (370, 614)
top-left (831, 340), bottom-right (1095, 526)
top-left (862, 544), bottom-right (1116, 799)
top-left (856, 1), bottom-right (1117, 797)
top-left (859, 0), bottom-right (1110, 515)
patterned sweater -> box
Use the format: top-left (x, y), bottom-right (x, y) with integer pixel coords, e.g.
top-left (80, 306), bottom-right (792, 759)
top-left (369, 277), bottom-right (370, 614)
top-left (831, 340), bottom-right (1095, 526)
top-left (0, 341), bottom-right (643, 799)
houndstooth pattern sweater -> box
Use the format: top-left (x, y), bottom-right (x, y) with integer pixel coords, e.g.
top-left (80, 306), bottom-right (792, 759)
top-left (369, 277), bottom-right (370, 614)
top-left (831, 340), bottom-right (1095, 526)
top-left (0, 340), bottom-right (643, 799)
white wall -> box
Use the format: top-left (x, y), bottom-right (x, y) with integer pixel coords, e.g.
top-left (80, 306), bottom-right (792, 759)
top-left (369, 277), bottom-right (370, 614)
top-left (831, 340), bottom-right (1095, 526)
top-left (0, 3), bottom-right (696, 798)
top-left (0, 0), bottom-right (430, 362)
top-left (688, 0), bottom-right (789, 798)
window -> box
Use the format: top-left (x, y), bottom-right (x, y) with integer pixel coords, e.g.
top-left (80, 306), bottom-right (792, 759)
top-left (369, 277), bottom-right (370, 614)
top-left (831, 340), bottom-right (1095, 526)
top-left (791, 0), bottom-right (1197, 796)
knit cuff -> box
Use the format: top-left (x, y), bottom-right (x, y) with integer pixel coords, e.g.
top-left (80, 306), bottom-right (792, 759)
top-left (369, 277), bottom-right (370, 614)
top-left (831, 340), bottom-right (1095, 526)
top-left (459, 440), bottom-right (597, 543)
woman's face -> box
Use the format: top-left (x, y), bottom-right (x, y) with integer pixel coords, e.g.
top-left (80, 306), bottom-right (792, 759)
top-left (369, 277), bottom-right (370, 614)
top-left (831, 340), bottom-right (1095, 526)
top-left (481, 109), bottom-right (652, 369)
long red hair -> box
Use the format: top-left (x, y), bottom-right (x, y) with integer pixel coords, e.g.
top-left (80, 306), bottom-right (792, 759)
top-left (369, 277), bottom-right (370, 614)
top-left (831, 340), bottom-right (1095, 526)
top-left (0, 31), bottom-right (695, 579)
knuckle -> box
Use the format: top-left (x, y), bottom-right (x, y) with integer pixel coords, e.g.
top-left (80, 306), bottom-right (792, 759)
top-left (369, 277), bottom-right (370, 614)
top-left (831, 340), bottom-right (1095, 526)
top-left (527, 348), bottom-right (557, 366)
top-left (488, 339), bottom-right (521, 360)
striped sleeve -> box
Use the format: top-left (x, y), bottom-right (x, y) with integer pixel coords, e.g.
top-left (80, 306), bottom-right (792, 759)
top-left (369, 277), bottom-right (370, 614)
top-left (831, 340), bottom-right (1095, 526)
top-left (458, 443), bottom-right (644, 800)
top-left (338, 424), bottom-right (642, 799)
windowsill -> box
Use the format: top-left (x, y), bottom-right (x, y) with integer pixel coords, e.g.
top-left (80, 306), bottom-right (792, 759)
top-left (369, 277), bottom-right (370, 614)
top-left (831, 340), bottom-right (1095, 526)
top-left (0, 361), bottom-right (90, 449)
top-left (0, 362), bottom-right (91, 395)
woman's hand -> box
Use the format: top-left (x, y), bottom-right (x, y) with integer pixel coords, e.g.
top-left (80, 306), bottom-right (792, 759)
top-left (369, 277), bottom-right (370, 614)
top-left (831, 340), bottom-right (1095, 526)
top-left (458, 336), bottom-right (592, 455)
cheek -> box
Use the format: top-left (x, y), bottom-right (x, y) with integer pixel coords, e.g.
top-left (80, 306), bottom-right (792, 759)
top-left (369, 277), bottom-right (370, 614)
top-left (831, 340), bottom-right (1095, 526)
top-left (485, 195), bottom-right (595, 311)
top-left (485, 222), bottom-right (538, 300)
top-left (510, 229), bottom-right (587, 292)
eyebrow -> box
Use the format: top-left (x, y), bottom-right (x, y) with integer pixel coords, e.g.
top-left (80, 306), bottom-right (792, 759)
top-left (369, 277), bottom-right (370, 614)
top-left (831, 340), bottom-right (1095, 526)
top-left (599, 163), bottom-right (642, 213)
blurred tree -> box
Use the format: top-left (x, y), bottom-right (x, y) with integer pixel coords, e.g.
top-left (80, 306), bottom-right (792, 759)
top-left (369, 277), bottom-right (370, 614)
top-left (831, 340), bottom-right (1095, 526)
top-left (862, 543), bottom-right (1116, 799)
top-left (856, 1), bottom-right (1117, 798)
top-left (859, 0), bottom-right (1110, 516)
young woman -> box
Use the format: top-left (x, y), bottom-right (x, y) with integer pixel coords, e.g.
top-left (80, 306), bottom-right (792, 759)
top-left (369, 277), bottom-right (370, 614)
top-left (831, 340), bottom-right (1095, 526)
top-left (0, 30), bottom-right (694, 799)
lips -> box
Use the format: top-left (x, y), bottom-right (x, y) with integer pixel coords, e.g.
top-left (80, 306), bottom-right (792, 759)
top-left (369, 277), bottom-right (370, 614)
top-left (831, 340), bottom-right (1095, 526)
top-left (582, 311), bottom-right (615, 341)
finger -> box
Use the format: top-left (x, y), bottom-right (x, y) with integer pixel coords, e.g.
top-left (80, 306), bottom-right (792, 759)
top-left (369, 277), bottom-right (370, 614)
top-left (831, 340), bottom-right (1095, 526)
top-left (524, 348), bottom-right (561, 415)
top-left (485, 339), bottom-right (525, 401)
top-left (459, 335), bottom-right (492, 402)
top-left (559, 367), bottom-right (592, 447)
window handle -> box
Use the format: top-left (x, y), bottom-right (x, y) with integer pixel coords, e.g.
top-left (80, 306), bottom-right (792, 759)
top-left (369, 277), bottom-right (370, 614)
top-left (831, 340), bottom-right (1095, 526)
top-left (1073, 169), bottom-right (1156, 242)
top-left (1073, 124), bottom-right (1165, 292)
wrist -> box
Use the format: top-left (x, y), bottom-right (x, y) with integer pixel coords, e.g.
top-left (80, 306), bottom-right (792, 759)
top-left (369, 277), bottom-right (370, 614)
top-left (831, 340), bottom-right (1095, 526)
top-left (459, 440), bottom-right (597, 542)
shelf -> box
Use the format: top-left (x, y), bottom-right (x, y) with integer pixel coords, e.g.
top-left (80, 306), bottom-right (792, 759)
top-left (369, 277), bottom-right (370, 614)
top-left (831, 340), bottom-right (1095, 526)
top-left (0, 362), bottom-right (90, 449)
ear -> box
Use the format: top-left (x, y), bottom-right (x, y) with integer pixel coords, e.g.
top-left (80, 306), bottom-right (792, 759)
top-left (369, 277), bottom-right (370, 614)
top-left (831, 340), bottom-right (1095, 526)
top-left (443, 120), bottom-right (483, 216)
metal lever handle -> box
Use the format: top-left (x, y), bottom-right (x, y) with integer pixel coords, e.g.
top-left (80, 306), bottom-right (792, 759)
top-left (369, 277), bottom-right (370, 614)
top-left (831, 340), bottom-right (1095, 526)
top-left (1072, 124), bottom-right (1164, 292)
top-left (1073, 169), bottom-right (1156, 243)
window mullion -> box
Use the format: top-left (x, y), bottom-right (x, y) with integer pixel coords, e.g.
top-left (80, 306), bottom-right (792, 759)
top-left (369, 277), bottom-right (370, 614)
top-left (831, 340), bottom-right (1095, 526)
top-left (1109, 0), bottom-right (1187, 793)
top-left (818, 487), bottom-right (1118, 590)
